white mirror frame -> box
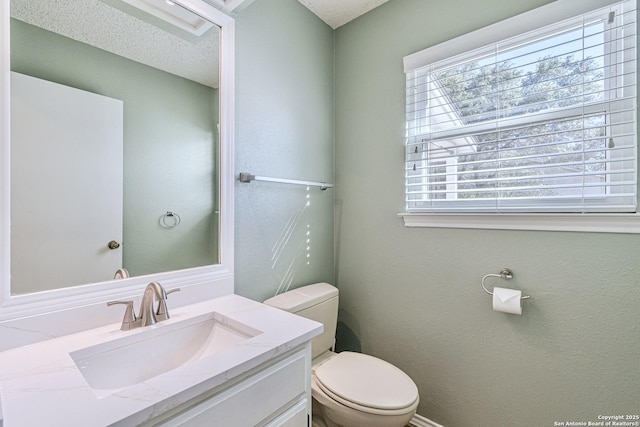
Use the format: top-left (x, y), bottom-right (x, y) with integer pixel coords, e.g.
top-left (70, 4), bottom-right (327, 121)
top-left (0, 0), bottom-right (234, 338)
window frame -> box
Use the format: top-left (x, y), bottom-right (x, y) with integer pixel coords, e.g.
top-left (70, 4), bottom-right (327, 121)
top-left (400, 0), bottom-right (639, 232)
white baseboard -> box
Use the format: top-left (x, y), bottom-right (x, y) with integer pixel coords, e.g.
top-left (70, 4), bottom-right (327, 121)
top-left (409, 413), bottom-right (445, 427)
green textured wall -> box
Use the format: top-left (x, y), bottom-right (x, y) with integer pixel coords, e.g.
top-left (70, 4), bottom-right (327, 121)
top-left (334, 0), bottom-right (640, 426)
top-left (234, 0), bottom-right (335, 302)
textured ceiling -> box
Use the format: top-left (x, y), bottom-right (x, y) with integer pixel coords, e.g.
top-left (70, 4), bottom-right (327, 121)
top-left (298, 0), bottom-right (390, 29)
top-left (10, 0), bottom-right (220, 88)
top-left (9, 0), bottom-right (390, 88)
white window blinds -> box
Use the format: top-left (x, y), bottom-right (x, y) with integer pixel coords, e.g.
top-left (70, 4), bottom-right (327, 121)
top-left (404, 0), bottom-right (637, 213)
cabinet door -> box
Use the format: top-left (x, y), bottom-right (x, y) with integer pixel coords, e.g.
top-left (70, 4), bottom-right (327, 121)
top-left (159, 350), bottom-right (307, 426)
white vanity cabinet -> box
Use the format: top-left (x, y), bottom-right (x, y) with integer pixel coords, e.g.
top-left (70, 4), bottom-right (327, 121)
top-left (0, 296), bottom-right (321, 427)
top-left (145, 345), bottom-right (312, 427)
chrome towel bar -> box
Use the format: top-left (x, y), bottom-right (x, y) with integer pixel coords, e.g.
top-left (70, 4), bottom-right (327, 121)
top-left (239, 172), bottom-right (333, 190)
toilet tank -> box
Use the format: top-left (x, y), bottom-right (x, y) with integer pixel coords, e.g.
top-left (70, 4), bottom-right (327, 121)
top-left (263, 283), bottom-right (338, 359)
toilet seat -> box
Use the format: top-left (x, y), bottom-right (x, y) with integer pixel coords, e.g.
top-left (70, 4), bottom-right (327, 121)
top-left (313, 352), bottom-right (419, 416)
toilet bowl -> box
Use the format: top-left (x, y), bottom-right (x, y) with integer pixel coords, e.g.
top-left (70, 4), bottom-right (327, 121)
top-left (311, 351), bottom-right (419, 427)
top-left (264, 283), bottom-right (419, 427)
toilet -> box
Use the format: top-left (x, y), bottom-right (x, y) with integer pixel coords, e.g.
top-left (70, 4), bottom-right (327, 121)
top-left (264, 283), bottom-right (419, 427)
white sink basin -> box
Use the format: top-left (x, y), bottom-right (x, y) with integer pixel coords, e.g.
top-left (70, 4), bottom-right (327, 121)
top-left (70, 312), bottom-right (261, 395)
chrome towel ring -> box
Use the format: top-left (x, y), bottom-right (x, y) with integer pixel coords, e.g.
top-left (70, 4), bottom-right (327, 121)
top-left (160, 211), bottom-right (181, 228)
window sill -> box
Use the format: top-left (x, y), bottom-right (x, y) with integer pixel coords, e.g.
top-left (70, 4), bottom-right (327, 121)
top-left (398, 212), bottom-right (640, 234)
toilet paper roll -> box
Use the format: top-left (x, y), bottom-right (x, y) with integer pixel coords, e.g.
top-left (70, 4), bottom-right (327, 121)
top-left (492, 287), bottom-right (522, 315)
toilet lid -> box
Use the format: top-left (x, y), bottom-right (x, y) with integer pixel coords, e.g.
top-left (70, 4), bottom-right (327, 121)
top-left (314, 352), bottom-right (418, 412)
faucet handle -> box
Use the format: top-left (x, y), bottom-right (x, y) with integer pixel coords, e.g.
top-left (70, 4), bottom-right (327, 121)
top-left (107, 300), bottom-right (137, 331)
top-left (156, 288), bottom-right (180, 321)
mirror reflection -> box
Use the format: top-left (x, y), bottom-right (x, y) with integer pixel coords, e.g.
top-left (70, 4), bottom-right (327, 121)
top-left (9, 0), bottom-right (220, 295)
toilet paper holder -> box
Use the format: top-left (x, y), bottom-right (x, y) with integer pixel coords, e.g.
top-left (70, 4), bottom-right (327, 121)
top-left (481, 268), bottom-right (530, 300)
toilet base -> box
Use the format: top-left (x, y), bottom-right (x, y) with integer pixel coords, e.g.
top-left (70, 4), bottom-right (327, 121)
top-left (311, 414), bottom-right (328, 427)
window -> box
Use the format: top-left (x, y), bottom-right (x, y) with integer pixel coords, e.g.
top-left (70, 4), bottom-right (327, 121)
top-left (404, 0), bottom-right (637, 214)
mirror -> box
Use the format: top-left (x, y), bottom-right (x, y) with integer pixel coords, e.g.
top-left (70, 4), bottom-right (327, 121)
top-left (7, 0), bottom-right (227, 296)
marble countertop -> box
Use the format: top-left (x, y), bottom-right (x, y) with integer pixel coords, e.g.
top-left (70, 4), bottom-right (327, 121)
top-left (0, 294), bottom-right (322, 427)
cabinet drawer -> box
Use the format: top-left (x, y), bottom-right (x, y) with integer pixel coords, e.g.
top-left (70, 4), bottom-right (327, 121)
top-left (159, 350), bottom-right (308, 426)
top-left (264, 399), bottom-right (308, 427)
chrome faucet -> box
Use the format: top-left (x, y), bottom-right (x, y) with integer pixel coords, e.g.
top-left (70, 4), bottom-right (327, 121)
top-left (139, 281), bottom-right (167, 326)
top-left (107, 282), bottom-right (181, 331)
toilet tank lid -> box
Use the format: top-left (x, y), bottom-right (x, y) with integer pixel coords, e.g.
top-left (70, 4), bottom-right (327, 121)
top-left (263, 283), bottom-right (338, 313)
